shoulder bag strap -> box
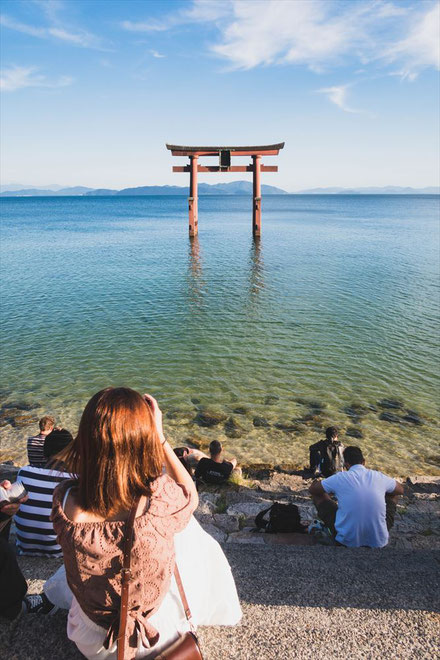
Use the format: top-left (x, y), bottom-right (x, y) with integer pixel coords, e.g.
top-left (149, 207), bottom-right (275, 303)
top-left (117, 496), bottom-right (142, 660)
top-left (255, 504), bottom-right (273, 530)
top-left (174, 564), bottom-right (196, 632)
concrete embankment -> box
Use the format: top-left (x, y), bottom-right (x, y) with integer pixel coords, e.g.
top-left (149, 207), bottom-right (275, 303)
top-left (0, 465), bottom-right (439, 658)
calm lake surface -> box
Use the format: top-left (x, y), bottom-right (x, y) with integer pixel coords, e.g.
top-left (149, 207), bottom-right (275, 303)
top-left (0, 194), bottom-right (439, 474)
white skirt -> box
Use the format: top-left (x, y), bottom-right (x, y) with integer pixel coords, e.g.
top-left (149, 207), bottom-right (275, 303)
top-left (45, 516), bottom-right (242, 659)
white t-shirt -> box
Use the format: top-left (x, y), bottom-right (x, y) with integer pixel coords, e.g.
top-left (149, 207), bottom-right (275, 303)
top-left (322, 464), bottom-right (396, 548)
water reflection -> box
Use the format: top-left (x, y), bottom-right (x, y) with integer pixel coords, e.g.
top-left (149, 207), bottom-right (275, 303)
top-left (186, 235), bottom-right (206, 309)
top-left (247, 237), bottom-right (265, 304)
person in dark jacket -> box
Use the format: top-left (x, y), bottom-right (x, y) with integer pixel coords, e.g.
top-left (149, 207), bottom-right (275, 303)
top-left (308, 427), bottom-right (344, 478)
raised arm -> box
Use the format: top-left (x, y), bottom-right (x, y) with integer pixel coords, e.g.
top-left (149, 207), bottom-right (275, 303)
top-left (143, 394), bottom-right (198, 511)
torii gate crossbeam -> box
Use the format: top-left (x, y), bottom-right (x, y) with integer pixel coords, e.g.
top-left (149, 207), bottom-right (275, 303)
top-left (166, 143), bottom-right (285, 238)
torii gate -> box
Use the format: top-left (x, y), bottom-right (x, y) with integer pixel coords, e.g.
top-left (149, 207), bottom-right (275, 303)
top-left (166, 143), bottom-right (285, 238)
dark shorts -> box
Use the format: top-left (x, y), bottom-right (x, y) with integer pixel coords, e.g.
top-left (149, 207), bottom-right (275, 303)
top-left (316, 495), bottom-right (397, 542)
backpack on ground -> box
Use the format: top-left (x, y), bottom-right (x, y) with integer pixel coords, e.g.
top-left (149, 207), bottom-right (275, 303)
top-left (255, 502), bottom-right (306, 534)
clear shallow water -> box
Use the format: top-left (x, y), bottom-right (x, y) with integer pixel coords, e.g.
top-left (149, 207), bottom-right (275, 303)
top-left (0, 194), bottom-right (439, 475)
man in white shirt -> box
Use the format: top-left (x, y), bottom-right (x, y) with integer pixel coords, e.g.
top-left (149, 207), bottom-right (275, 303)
top-left (309, 446), bottom-right (403, 548)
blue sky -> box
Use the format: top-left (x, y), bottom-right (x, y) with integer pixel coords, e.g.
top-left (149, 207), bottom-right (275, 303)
top-left (1, 0), bottom-right (439, 191)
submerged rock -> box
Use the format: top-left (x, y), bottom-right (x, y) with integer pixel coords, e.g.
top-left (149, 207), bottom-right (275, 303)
top-left (165, 408), bottom-right (193, 425)
top-left (295, 399), bottom-right (327, 411)
top-left (11, 414), bottom-right (37, 428)
top-left (2, 401), bottom-right (39, 411)
top-left (402, 411), bottom-right (424, 426)
top-left (253, 416), bottom-right (270, 428)
top-left (232, 406), bottom-right (249, 416)
top-left (346, 427), bottom-right (364, 439)
top-left (224, 417), bottom-right (246, 438)
top-left (185, 434), bottom-right (210, 452)
top-left (343, 404), bottom-right (369, 419)
top-left (264, 394), bottom-right (279, 405)
top-left (377, 399), bottom-right (404, 410)
top-left (379, 412), bottom-right (401, 424)
top-left (274, 421), bottom-right (301, 432)
top-left (194, 408), bottom-right (227, 427)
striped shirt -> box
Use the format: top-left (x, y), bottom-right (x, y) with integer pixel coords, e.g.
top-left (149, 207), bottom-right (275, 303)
top-left (27, 433), bottom-right (47, 467)
top-left (15, 466), bottom-right (70, 557)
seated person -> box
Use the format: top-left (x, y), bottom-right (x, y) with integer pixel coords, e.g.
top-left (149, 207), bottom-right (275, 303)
top-left (27, 415), bottom-right (56, 467)
top-left (0, 480), bottom-right (57, 617)
top-left (195, 440), bottom-right (238, 485)
top-left (15, 428), bottom-right (73, 557)
top-left (308, 426), bottom-right (344, 477)
top-left (174, 446), bottom-right (209, 475)
top-left (309, 446), bottom-right (403, 548)
top-left (173, 447), bottom-right (193, 475)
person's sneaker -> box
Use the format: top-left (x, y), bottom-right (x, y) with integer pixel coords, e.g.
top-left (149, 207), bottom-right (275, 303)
top-left (23, 593), bottom-right (59, 615)
top-left (308, 519), bottom-right (335, 545)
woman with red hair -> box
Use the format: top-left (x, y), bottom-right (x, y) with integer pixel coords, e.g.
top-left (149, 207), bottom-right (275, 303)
top-left (50, 387), bottom-right (241, 659)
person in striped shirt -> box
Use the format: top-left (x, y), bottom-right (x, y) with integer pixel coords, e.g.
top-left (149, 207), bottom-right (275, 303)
top-left (27, 416), bottom-right (56, 467)
top-left (15, 428), bottom-right (73, 557)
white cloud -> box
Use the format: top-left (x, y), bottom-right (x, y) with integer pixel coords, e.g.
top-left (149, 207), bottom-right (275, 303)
top-left (1, 12), bottom-right (106, 50)
top-left (318, 85), bottom-right (358, 113)
top-left (121, 19), bottom-right (169, 33)
top-left (149, 49), bottom-right (165, 59)
top-left (0, 65), bottom-right (73, 92)
top-left (121, 0), bottom-right (229, 32)
top-left (384, 4), bottom-right (440, 80)
top-left (127, 0), bottom-right (439, 79)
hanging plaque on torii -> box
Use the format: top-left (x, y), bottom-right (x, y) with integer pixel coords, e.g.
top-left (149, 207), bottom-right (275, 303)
top-left (166, 143), bottom-right (285, 238)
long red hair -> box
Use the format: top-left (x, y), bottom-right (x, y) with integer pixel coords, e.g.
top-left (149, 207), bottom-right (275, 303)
top-left (59, 387), bottom-right (164, 517)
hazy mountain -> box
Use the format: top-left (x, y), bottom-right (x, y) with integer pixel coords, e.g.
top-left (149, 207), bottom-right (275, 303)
top-left (2, 183), bottom-right (438, 197)
top-left (0, 183), bottom-right (65, 193)
top-left (96, 181), bottom-right (288, 196)
top-left (296, 186), bottom-right (440, 194)
top-left (0, 186), bottom-right (95, 197)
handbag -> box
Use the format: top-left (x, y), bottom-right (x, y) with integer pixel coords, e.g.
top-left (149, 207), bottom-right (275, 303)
top-left (117, 498), bottom-right (203, 660)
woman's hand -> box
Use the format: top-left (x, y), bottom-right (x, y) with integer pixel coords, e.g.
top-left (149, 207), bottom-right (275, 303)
top-left (0, 479), bottom-right (28, 516)
top-left (143, 393), bottom-right (165, 443)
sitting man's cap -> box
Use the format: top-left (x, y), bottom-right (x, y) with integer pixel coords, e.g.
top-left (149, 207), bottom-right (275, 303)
top-left (44, 428), bottom-right (73, 459)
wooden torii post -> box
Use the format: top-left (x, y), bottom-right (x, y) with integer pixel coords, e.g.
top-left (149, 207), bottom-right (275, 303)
top-left (166, 143), bottom-right (285, 238)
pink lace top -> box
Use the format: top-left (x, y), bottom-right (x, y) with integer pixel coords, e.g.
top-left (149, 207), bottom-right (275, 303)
top-left (51, 474), bottom-right (193, 658)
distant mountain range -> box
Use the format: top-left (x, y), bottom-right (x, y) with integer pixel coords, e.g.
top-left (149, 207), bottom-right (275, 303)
top-left (296, 186), bottom-right (440, 194)
top-left (1, 183), bottom-right (438, 197)
top-left (0, 181), bottom-right (287, 196)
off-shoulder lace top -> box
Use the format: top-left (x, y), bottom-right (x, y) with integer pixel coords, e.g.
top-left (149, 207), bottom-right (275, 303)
top-left (51, 474), bottom-right (192, 658)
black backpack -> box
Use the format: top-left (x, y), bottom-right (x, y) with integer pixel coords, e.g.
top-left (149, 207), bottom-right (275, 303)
top-left (255, 502), bottom-right (306, 534)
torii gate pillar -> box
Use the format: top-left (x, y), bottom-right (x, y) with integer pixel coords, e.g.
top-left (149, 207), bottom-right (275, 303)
top-left (166, 143), bottom-right (284, 238)
top-left (252, 155), bottom-right (261, 238)
top-left (189, 155), bottom-right (198, 237)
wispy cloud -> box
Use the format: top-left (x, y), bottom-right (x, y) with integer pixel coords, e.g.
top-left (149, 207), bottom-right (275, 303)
top-left (384, 4), bottom-right (440, 80)
top-left (318, 85), bottom-right (359, 113)
top-left (150, 49), bottom-right (165, 59)
top-left (121, 19), bottom-right (168, 33)
top-left (1, 10), bottom-right (107, 50)
top-left (0, 65), bottom-right (73, 92)
top-left (125, 0), bottom-right (439, 80)
top-left (121, 0), bottom-right (229, 32)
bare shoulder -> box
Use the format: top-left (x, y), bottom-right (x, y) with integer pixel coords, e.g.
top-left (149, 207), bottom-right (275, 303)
top-left (63, 488), bottom-right (105, 523)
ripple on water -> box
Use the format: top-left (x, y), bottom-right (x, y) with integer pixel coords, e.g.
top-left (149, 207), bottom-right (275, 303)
top-left (0, 195), bottom-right (439, 473)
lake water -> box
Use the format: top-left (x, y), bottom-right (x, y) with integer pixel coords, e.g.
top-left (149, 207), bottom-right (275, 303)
top-left (0, 194), bottom-right (439, 475)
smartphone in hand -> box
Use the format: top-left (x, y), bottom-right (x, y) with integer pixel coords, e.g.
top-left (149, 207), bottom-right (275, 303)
top-left (0, 481), bottom-right (27, 505)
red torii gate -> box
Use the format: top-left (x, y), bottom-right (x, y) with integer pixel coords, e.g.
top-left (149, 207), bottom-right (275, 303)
top-left (166, 143), bottom-right (285, 238)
